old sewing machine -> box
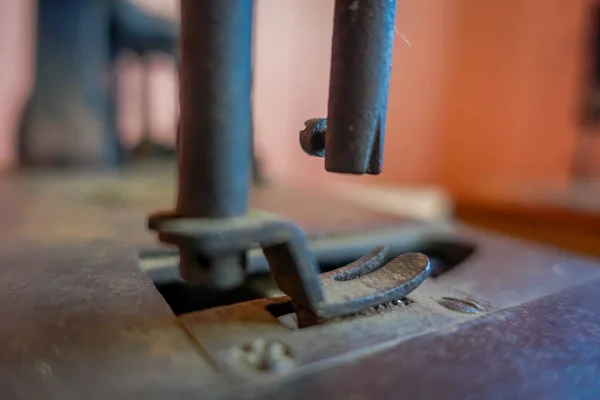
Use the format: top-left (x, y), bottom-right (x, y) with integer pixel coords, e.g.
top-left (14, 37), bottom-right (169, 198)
top-left (2, 0), bottom-right (600, 398)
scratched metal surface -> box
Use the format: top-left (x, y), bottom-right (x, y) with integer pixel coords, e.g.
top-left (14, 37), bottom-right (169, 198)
top-left (1, 170), bottom-right (600, 398)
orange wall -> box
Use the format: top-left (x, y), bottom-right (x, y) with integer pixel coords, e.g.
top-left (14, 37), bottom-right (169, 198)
top-left (0, 0), bottom-right (454, 185)
top-left (0, 0), bottom-right (35, 169)
top-left (255, 0), bottom-right (457, 187)
top-left (256, 0), bottom-right (592, 195)
top-left (383, 0), bottom-right (457, 185)
top-left (439, 0), bottom-right (590, 195)
top-left (0, 0), bottom-right (593, 197)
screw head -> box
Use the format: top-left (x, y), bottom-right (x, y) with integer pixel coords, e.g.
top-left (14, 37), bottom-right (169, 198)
top-left (437, 297), bottom-right (484, 314)
top-left (299, 118), bottom-right (327, 157)
top-left (235, 339), bottom-right (295, 373)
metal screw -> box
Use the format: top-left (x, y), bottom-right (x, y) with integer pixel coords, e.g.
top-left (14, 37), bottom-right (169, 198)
top-left (235, 339), bottom-right (295, 373)
top-left (299, 118), bottom-right (327, 157)
top-left (368, 298), bottom-right (409, 314)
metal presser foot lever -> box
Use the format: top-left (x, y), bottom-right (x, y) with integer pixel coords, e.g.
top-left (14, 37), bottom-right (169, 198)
top-left (148, 0), bottom-right (428, 327)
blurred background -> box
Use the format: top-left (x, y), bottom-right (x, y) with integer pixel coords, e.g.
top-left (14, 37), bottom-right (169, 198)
top-left (1, 0), bottom-right (599, 255)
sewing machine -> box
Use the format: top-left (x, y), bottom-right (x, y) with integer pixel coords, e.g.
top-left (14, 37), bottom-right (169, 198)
top-left (2, 1), bottom-right (600, 398)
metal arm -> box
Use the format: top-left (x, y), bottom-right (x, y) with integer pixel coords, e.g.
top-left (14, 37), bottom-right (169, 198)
top-left (149, 0), bottom-right (429, 327)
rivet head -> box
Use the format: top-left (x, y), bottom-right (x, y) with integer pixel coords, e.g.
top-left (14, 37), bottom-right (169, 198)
top-left (235, 339), bottom-right (295, 373)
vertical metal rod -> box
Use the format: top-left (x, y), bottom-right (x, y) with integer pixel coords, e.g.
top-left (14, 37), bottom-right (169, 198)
top-left (325, 0), bottom-right (396, 175)
top-left (177, 0), bottom-right (253, 218)
top-left (175, 0), bottom-right (253, 289)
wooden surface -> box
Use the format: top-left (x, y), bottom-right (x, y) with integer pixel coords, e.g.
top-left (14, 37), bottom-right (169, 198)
top-left (454, 183), bottom-right (600, 257)
top-left (439, 0), bottom-right (590, 195)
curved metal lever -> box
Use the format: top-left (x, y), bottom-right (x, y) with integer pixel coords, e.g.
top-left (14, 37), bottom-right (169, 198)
top-left (150, 210), bottom-right (431, 326)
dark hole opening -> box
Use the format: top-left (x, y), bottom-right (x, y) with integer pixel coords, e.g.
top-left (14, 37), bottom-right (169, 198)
top-left (154, 280), bottom-right (269, 315)
top-left (265, 300), bottom-right (295, 318)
